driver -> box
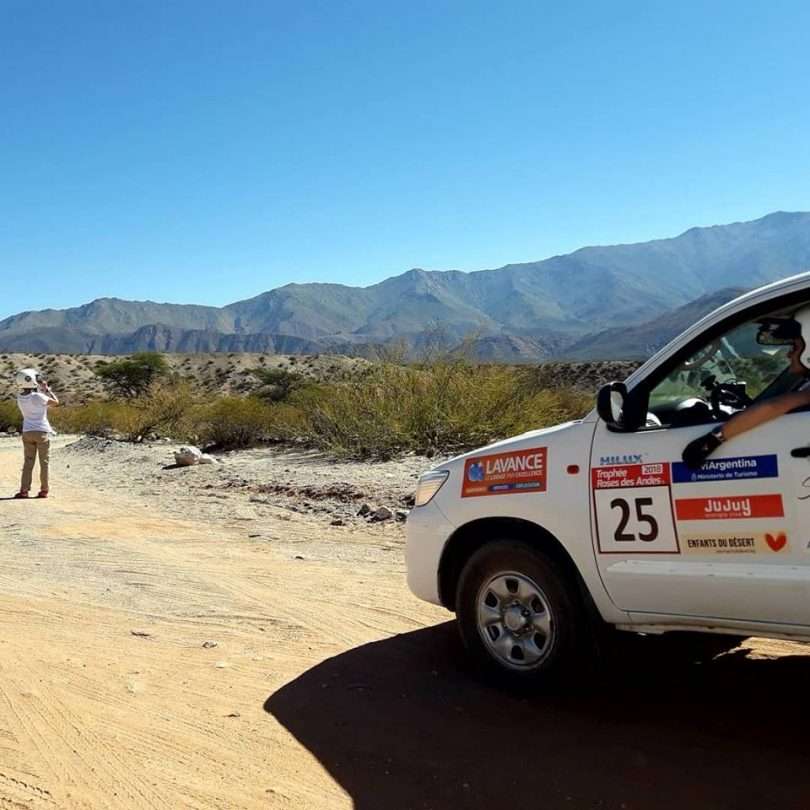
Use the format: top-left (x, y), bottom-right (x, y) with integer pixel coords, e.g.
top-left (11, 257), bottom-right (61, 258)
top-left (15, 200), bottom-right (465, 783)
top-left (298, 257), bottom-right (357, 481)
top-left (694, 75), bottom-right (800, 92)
top-left (682, 304), bottom-right (810, 469)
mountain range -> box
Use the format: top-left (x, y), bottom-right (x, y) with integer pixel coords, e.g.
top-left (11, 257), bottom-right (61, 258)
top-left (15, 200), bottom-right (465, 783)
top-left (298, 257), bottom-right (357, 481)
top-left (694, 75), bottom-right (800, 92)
top-left (2, 211), bottom-right (809, 360)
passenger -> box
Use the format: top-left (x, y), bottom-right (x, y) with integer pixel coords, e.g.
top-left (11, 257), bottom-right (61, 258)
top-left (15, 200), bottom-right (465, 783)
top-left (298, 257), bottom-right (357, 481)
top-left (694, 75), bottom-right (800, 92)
top-left (682, 305), bottom-right (810, 469)
top-left (13, 369), bottom-right (58, 499)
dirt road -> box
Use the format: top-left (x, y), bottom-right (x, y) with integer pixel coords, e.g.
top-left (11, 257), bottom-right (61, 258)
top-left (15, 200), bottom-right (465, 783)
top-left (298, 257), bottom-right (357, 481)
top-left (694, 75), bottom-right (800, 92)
top-left (1, 436), bottom-right (810, 809)
top-left (0, 436), bottom-right (444, 808)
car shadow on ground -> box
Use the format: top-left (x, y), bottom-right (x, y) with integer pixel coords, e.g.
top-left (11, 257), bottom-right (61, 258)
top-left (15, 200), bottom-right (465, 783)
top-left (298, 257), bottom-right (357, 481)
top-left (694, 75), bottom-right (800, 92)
top-left (265, 622), bottom-right (810, 810)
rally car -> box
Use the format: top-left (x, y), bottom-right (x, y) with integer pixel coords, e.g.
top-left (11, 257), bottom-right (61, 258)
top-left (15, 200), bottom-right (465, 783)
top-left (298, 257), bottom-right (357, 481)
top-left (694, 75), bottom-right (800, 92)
top-left (406, 272), bottom-right (810, 684)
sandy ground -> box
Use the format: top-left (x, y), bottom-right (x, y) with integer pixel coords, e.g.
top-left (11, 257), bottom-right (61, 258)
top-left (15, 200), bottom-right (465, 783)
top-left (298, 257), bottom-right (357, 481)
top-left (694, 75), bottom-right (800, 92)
top-left (1, 435), bottom-right (810, 809)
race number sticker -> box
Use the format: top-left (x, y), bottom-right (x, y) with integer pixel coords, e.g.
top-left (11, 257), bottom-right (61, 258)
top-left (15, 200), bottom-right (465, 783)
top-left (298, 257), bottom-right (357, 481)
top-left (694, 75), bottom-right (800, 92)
top-left (592, 463), bottom-right (680, 554)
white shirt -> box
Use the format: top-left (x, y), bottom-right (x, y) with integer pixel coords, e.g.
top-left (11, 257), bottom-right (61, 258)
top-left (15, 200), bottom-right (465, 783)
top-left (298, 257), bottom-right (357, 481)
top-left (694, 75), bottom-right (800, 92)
top-left (16, 392), bottom-right (53, 433)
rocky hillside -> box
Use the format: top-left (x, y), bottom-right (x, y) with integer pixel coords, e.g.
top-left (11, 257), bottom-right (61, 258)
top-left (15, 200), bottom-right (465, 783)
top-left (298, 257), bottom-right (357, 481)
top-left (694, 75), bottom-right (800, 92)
top-left (564, 287), bottom-right (748, 360)
top-left (0, 352), bottom-right (639, 405)
top-left (2, 211), bottom-right (809, 359)
top-left (0, 353), bottom-right (365, 404)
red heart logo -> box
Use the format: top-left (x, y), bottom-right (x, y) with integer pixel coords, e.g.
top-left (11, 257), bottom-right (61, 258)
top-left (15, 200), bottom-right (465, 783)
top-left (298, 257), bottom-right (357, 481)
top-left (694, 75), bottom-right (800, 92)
top-left (765, 532), bottom-right (787, 552)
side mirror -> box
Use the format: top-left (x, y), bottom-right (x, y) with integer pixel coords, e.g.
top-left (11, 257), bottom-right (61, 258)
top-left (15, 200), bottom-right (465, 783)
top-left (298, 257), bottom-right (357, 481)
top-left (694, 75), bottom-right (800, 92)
top-left (597, 381), bottom-right (628, 428)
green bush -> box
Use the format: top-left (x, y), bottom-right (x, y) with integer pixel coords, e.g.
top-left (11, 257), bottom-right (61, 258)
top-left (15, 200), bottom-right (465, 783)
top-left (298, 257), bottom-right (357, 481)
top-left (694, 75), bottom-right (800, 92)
top-left (196, 396), bottom-right (277, 449)
top-left (95, 352), bottom-right (169, 398)
top-left (249, 367), bottom-right (304, 402)
top-left (0, 400), bottom-right (21, 432)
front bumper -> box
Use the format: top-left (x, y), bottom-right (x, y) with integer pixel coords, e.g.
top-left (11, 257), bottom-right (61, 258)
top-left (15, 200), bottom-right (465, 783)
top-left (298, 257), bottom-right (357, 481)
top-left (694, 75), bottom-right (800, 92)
top-left (405, 499), bottom-right (456, 606)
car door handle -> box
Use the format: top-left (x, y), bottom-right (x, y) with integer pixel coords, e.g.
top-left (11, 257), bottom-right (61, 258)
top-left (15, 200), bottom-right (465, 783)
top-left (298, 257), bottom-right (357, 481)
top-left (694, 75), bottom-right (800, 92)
top-left (791, 447), bottom-right (810, 458)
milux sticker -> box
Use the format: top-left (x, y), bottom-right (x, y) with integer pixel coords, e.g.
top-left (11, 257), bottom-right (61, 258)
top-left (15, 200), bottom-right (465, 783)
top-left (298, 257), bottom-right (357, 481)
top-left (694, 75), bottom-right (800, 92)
top-left (671, 454), bottom-right (779, 484)
top-left (682, 532), bottom-right (789, 555)
top-left (462, 447), bottom-right (547, 497)
top-left (675, 494), bottom-right (784, 521)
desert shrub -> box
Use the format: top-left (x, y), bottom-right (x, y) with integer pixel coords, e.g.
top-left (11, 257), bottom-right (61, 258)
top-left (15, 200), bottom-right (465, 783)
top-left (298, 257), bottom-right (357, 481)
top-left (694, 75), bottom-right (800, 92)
top-left (52, 381), bottom-right (196, 441)
top-left (45, 356), bottom-right (593, 458)
top-left (196, 396), bottom-right (277, 449)
top-left (250, 367), bottom-right (304, 402)
top-left (95, 352), bottom-right (169, 398)
top-left (0, 400), bottom-right (22, 431)
top-left (127, 381), bottom-right (197, 441)
top-left (282, 359), bottom-right (593, 459)
top-left (52, 400), bottom-right (138, 436)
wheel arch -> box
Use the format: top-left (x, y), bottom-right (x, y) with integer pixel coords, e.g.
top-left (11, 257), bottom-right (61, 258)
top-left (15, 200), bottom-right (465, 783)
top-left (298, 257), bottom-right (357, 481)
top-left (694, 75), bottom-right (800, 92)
top-left (438, 517), bottom-right (598, 618)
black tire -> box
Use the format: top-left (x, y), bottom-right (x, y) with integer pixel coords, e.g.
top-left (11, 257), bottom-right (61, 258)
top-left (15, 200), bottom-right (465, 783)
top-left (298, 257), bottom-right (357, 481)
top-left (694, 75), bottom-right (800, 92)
top-left (455, 540), bottom-right (591, 688)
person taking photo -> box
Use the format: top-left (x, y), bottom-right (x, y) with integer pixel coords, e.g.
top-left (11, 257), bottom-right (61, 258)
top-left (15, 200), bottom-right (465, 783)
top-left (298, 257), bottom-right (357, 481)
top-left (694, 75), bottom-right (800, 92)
top-left (13, 368), bottom-right (58, 499)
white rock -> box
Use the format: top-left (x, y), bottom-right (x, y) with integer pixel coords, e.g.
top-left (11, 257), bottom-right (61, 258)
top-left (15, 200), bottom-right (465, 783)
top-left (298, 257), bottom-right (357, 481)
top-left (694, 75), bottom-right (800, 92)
top-left (174, 446), bottom-right (203, 466)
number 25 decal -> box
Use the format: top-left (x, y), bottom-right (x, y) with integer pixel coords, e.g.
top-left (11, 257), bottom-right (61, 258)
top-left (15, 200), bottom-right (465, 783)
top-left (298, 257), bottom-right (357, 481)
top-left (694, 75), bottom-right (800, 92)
top-left (610, 496), bottom-right (660, 542)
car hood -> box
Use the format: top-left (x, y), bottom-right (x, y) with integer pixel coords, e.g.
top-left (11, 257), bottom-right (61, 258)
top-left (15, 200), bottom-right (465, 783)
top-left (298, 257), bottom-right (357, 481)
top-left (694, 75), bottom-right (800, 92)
top-left (432, 418), bottom-right (590, 475)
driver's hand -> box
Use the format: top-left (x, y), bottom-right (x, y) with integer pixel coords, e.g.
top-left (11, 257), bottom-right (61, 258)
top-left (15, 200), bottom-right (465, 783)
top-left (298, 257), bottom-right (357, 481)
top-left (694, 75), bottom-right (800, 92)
top-left (682, 431), bottom-right (723, 470)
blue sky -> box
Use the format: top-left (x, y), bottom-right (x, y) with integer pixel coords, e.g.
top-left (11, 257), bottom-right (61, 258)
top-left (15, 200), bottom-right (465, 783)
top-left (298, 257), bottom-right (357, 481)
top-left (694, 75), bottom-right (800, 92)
top-left (2, 0), bottom-right (810, 319)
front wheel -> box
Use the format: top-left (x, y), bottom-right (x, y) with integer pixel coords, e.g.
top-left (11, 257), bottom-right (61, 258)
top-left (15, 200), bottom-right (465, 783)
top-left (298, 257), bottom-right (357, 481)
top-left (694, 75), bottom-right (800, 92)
top-left (456, 540), bottom-right (590, 687)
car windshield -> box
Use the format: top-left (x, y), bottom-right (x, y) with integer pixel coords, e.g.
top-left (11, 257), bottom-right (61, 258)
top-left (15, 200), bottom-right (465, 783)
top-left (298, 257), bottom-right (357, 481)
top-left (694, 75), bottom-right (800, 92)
top-left (647, 319), bottom-right (795, 428)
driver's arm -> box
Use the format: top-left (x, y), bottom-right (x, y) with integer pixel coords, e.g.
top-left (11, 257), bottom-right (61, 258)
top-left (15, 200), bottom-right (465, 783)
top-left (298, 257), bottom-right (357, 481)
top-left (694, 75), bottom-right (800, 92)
top-left (683, 388), bottom-right (810, 469)
top-left (723, 389), bottom-right (810, 440)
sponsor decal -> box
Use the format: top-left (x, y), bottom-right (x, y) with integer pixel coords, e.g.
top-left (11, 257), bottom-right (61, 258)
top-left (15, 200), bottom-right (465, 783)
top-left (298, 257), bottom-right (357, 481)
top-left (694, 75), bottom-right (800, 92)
top-left (675, 494), bottom-right (784, 521)
top-left (592, 462), bottom-right (670, 490)
top-left (671, 454), bottom-right (779, 484)
top-left (682, 532), bottom-right (788, 555)
top-left (599, 453), bottom-right (644, 466)
top-left (462, 447), bottom-right (547, 497)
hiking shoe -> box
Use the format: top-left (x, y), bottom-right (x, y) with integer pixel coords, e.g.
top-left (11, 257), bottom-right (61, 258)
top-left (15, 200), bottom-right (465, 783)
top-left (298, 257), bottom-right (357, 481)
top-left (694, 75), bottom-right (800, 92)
top-left (36, 491), bottom-right (49, 499)
top-left (13, 492), bottom-right (29, 499)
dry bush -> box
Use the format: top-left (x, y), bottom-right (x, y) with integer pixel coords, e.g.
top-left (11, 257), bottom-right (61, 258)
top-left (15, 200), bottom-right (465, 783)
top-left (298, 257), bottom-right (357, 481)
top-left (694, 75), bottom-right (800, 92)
top-left (128, 381), bottom-right (197, 441)
top-left (282, 360), bottom-right (593, 459)
top-left (196, 396), bottom-right (277, 449)
top-left (52, 400), bottom-right (138, 437)
top-left (42, 357), bottom-right (593, 459)
top-left (52, 382), bottom-right (196, 441)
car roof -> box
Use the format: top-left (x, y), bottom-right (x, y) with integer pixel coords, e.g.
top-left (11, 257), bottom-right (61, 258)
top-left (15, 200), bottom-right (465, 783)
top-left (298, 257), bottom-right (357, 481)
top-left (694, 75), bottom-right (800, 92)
top-left (625, 271), bottom-right (810, 389)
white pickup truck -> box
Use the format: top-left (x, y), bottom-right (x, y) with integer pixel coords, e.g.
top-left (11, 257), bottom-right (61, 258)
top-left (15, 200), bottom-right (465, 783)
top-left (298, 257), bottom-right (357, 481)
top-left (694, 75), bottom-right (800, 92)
top-left (406, 272), bottom-right (810, 684)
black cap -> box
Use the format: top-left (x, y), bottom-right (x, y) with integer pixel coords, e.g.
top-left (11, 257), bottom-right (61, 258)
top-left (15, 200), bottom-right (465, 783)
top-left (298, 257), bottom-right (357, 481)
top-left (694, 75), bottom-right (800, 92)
top-left (756, 317), bottom-right (801, 345)
top-left (771, 318), bottom-right (801, 340)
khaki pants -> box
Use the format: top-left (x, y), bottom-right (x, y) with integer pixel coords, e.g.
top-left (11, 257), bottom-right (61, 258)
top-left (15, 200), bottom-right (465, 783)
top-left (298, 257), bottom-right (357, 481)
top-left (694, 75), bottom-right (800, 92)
top-left (21, 431), bottom-right (50, 494)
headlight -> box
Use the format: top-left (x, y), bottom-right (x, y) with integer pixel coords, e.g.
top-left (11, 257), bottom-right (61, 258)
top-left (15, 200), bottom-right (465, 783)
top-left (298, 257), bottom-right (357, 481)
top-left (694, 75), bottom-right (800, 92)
top-left (414, 470), bottom-right (450, 507)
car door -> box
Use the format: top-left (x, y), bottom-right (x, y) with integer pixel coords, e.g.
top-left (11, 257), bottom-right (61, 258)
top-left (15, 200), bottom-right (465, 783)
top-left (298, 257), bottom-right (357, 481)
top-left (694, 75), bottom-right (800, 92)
top-left (590, 315), bottom-right (810, 628)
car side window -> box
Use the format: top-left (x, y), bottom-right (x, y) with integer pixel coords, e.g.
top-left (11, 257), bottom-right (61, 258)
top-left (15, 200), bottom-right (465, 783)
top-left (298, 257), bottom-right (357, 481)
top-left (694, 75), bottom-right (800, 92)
top-left (647, 319), bottom-right (793, 429)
